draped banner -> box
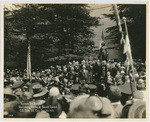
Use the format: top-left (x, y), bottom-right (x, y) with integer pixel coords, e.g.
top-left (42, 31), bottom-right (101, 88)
top-left (27, 39), bottom-right (32, 81)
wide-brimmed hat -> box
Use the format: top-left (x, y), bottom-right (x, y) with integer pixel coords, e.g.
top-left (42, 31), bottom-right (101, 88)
top-left (128, 101), bottom-right (146, 118)
top-left (29, 83), bottom-right (48, 98)
top-left (4, 88), bottom-right (19, 116)
top-left (11, 80), bottom-right (24, 89)
top-left (4, 88), bottom-right (19, 103)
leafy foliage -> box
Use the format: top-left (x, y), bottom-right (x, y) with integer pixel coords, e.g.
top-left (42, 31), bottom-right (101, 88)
top-left (4, 4), bottom-right (100, 69)
top-left (104, 4), bottom-right (146, 60)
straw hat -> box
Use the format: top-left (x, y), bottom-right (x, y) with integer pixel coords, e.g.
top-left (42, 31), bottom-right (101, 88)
top-left (29, 83), bottom-right (48, 98)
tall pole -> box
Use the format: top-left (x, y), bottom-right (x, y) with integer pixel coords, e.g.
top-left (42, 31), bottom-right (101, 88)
top-left (27, 38), bottom-right (32, 81)
top-left (123, 17), bottom-right (136, 91)
top-left (112, 4), bottom-right (124, 45)
top-left (112, 4), bottom-right (136, 99)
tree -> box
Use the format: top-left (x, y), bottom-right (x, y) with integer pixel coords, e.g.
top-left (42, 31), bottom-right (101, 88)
top-left (4, 4), bottom-right (100, 69)
top-left (104, 4), bottom-right (146, 60)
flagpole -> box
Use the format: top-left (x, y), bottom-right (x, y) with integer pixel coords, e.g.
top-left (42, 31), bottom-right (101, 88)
top-left (112, 4), bottom-right (123, 34)
top-left (112, 4), bottom-right (125, 45)
top-left (123, 17), bottom-right (137, 92)
top-left (112, 4), bottom-right (136, 100)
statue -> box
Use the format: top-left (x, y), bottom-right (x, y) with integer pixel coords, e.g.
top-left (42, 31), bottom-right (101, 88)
top-left (99, 41), bottom-right (108, 61)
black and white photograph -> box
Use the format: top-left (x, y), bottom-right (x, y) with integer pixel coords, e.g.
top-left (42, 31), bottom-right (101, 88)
top-left (2, 1), bottom-right (149, 120)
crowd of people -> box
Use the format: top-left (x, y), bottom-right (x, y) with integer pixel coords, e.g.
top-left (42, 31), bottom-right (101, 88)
top-left (4, 58), bottom-right (146, 118)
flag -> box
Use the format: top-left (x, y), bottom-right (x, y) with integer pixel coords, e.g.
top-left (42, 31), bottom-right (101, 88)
top-left (27, 40), bottom-right (32, 81)
top-left (99, 30), bottom-right (104, 49)
top-left (123, 34), bottom-right (133, 72)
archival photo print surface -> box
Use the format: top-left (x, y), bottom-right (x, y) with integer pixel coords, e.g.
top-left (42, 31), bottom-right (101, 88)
top-left (2, 1), bottom-right (149, 120)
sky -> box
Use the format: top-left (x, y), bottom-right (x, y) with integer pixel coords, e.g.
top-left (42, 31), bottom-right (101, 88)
top-left (4, 3), bottom-right (116, 48)
top-left (89, 4), bottom-right (116, 48)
